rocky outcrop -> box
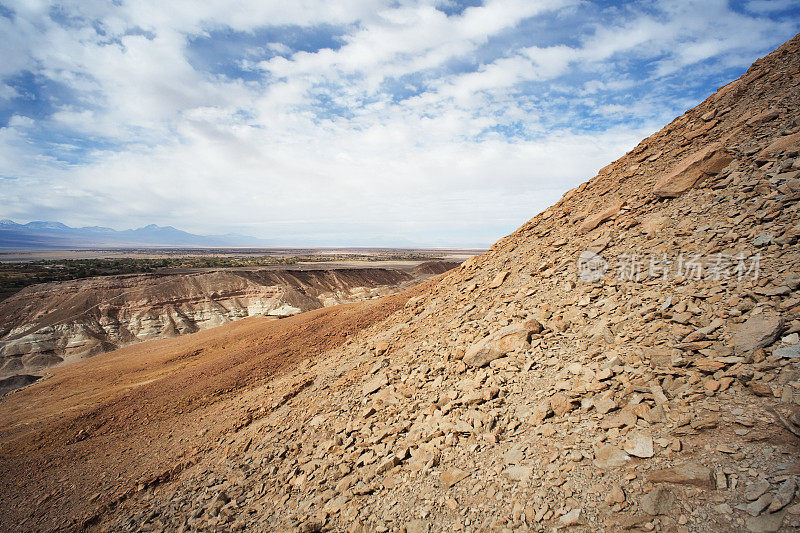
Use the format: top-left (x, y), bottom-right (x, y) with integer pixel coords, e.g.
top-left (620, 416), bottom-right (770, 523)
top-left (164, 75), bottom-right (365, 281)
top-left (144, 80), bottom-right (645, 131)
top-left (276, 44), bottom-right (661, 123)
top-left (653, 143), bottom-right (734, 197)
top-left (579, 200), bottom-right (625, 233)
top-left (0, 265), bottom-right (457, 377)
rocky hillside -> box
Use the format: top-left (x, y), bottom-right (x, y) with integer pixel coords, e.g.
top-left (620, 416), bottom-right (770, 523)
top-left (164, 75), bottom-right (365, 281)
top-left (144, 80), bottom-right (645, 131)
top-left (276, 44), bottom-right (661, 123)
top-left (1, 34), bottom-right (799, 533)
top-left (0, 264), bottom-right (455, 378)
top-left (87, 34), bottom-right (800, 533)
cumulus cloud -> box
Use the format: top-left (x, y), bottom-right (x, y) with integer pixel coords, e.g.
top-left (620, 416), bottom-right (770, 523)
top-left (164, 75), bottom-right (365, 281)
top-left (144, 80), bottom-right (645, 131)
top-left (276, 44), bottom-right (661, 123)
top-left (0, 0), bottom-right (798, 246)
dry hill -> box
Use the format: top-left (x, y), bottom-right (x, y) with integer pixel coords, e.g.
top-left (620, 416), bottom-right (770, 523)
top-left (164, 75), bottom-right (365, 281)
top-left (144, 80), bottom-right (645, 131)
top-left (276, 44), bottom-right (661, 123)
top-left (2, 33), bottom-right (800, 533)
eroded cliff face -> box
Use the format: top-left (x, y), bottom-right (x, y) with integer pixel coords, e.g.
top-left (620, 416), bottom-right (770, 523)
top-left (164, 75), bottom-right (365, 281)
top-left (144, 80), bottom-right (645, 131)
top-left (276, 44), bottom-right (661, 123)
top-left (0, 265), bottom-right (455, 377)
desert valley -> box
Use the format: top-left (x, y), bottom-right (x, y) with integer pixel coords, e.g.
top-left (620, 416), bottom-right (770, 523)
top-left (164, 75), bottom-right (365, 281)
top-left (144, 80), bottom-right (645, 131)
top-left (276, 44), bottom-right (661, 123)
top-left (0, 249), bottom-right (465, 389)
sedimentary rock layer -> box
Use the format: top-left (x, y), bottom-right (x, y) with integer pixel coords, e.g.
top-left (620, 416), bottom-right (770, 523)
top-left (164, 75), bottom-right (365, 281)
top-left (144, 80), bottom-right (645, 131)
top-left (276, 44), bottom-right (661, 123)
top-left (0, 265), bottom-right (455, 376)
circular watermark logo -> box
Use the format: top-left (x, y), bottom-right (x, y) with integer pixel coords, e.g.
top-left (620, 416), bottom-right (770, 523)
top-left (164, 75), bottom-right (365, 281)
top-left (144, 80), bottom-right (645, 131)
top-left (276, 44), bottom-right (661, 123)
top-left (577, 250), bottom-right (607, 282)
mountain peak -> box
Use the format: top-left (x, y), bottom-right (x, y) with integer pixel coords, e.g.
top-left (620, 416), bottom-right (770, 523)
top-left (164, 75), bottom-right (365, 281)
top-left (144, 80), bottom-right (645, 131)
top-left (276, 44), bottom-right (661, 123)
top-left (0, 219), bottom-right (275, 248)
top-left (25, 221), bottom-right (70, 230)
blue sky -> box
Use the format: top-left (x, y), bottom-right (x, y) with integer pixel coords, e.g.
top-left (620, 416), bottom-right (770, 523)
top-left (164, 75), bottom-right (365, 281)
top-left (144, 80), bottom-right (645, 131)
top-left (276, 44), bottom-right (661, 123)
top-left (0, 0), bottom-right (798, 246)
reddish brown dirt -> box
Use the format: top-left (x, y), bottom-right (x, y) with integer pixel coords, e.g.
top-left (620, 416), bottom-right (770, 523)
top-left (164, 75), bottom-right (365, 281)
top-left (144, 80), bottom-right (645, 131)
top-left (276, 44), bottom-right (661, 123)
top-left (0, 280), bottom-right (432, 531)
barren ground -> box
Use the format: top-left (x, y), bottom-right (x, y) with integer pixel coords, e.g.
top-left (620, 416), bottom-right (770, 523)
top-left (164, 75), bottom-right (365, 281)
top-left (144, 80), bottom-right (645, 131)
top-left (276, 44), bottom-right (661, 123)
top-left (0, 280), bottom-right (431, 531)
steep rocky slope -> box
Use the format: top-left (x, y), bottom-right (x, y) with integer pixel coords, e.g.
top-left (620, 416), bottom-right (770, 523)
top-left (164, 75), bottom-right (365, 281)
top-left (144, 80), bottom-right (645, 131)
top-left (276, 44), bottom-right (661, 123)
top-left (2, 34), bottom-right (800, 533)
top-left (0, 264), bottom-right (455, 378)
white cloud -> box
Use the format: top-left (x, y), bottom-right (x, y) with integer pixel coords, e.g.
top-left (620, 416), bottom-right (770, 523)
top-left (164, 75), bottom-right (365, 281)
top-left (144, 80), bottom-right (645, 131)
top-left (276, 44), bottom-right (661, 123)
top-left (0, 0), bottom-right (798, 245)
top-left (7, 115), bottom-right (34, 128)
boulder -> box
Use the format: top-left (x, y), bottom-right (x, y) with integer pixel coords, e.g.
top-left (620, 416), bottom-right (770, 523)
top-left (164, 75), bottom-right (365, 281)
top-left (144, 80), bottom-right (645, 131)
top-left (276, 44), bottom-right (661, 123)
top-left (550, 393), bottom-right (578, 417)
top-left (745, 511), bottom-right (786, 533)
top-left (606, 485), bottom-right (626, 505)
top-left (529, 400), bottom-right (552, 424)
top-left (406, 520), bottom-right (430, 533)
top-left (594, 398), bottom-right (616, 415)
top-left (559, 508), bottom-right (582, 526)
top-left (732, 314), bottom-right (784, 354)
top-left (768, 479), bottom-right (796, 512)
top-left (487, 271), bottom-right (509, 288)
top-left (362, 373), bottom-right (388, 396)
top-left (440, 468), bottom-right (468, 488)
top-left (700, 109), bottom-right (716, 121)
top-left (746, 494), bottom-right (774, 517)
top-left (745, 481), bottom-right (771, 501)
top-left (757, 132), bottom-right (800, 161)
top-left (623, 431), bottom-right (654, 458)
top-left (774, 345), bottom-right (800, 359)
top-left (653, 143), bottom-right (733, 197)
top-left (523, 317), bottom-right (544, 335)
top-left (594, 445), bottom-right (630, 469)
top-left (504, 465), bottom-right (532, 481)
top-left (641, 486), bottom-right (675, 515)
top-left (753, 233), bottom-right (774, 247)
top-left (649, 463), bottom-right (714, 488)
top-left (374, 340), bottom-right (390, 355)
top-left (641, 214), bottom-right (671, 235)
top-left (579, 200), bottom-right (625, 233)
top-left (463, 322), bottom-right (538, 368)
top-left (747, 108), bottom-right (781, 125)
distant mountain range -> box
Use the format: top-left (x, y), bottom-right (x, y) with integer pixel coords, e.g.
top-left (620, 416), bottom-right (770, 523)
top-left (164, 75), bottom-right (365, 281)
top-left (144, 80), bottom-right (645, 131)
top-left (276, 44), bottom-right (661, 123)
top-left (0, 219), bottom-right (279, 248)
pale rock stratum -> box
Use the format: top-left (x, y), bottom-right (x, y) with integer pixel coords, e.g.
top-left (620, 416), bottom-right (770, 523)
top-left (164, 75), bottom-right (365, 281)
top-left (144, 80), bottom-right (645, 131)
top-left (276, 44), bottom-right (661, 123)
top-left (0, 265), bottom-right (454, 379)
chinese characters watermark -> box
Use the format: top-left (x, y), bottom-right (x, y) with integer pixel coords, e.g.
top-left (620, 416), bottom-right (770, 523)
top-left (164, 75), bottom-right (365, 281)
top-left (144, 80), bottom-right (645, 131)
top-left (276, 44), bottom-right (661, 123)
top-left (577, 251), bottom-right (760, 283)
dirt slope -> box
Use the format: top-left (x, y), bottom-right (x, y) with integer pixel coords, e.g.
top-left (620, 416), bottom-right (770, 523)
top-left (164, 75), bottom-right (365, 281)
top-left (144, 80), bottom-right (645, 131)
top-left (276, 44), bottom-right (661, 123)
top-left (0, 279), bottom-right (435, 531)
top-left (2, 34), bottom-right (800, 533)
